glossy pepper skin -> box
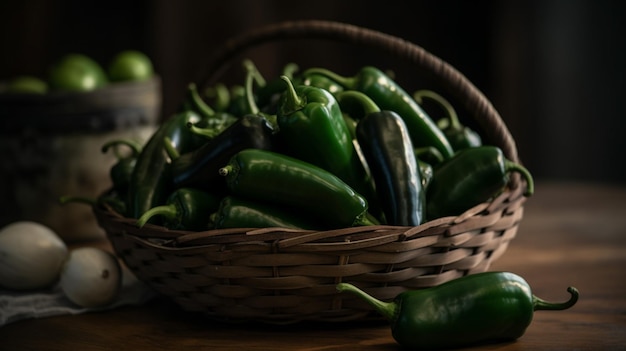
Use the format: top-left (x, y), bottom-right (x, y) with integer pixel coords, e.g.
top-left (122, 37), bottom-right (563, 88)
top-left (136, 188), bottom-right (221, 230)
top-left (414, 89), bottom-right (482, 152)
top-left (302, 66), bottom-right (454, 159)
top-left (426, 145), bottom-right (535, 219)
top-left (356, 110), bottom-right (425, 226)
top-left (100, 139), bottom-right (142, 204)
top-left (128, 109), bottom-right (202, 219)
top-left (277, 76), bottom-right (373, 203)
top-left (168, 114), bottom-right (277, 195)
top-left (209, 196), bottom-right (320, 230)
top-left (218, 149), bottom-right (377, 228)
top-left (337, 271), bottom-right (579, 350)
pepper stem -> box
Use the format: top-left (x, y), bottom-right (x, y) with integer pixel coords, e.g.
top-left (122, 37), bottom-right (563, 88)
top-left (101, 139), bottom-right (142, 159)
top-left (243, 59), bottom-right (264, 115)
top-left (533, 286), bottom-right (579, 311)
top-left (187, 82), bottom-right (216, 118)
top-left (413, 89), bottom-right (461, 130)
top-left (336, 283), bottom-right (397, 321)
top-left (302, 68), bottom-right (355, 89)
top-left (336, 90), bottom-right (380, 120)
top-left (163, 136), bottom-right (180, 161)
top-left (136, 204), bottom-right (177, 228)
top-left (186, 121), bottom-right (221, 139)
top-left (505, 160), bottom-right (535, 196)
top-left (279, 75), bottom-right (306, 115)
top-left (203, 83), bottom-right (230, 112)
top-left (218, 165), bottom-right (233, 177)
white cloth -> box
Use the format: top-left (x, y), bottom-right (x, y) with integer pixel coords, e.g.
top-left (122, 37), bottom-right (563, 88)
top-left (0, 265), bottom-right (157, 327)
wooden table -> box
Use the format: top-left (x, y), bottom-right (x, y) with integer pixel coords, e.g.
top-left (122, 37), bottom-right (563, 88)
top-left (1, 181), bottom-right (625, 350)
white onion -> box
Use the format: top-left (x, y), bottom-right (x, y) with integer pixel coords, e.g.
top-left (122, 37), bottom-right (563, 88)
top-left (0, 221), bottom-right (68, 290)
top-left (59, 247), bottom-right (122, 308)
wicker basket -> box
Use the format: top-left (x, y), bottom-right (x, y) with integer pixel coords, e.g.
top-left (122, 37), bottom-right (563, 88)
top-left (94, 20), bottom-right (529, 324)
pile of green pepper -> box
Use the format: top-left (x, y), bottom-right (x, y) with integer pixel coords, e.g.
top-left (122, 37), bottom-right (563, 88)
top-left (98, 60), bottom-right (534, 231)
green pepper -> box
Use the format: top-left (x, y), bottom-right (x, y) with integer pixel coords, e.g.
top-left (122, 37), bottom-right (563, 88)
top-left (300, 70), bottom-right (344, 95)
top-left (413, 89), bottom-right (482, 151)
top-left (101, 139), bottom-right (142, 202)
top-left (356, 110), bottom-right (425, 226)
top-left (203, 82), bottom-right (231, 112)
top-left (136, 188), bottom-right (220, 230)
top-left (181, 83), bottom-right (238, 141)
top-left (218, 149), bottom-right (377, 228)
top-left (128, 109), bottom-right (203, 219)
top-left (302, 66), bottom-right (454, 159)
top-left (337, 271), bottom-right (579, 350)
top-left (426, 145), bottom-right (534, 219)
top-left (168, 113), bottom-right (277, 195)
top-left (277, 76), bottom-right (374, 205)
top-left (209, 196), bottom-right (320, 230)
top-left (413, 146), bottom-right (444, 168)
top-left (254, 61), bottom-right (300, 113)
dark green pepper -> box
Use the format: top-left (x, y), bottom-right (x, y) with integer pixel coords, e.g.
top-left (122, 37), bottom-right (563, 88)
top-left (202, 82), bottom-right (231, 112)
top-left (136, 188), bottom-right (220, 230)
top-left (218, 149), bottom-right (377, 228)
top-left (128, 109), bottom-right (203, 219)
top-left (101, 138), bottom-right (142, 202)
top-left (414, 89), bottom-right (482, 152)
top-left (337, 271), bottom-right (579, 350)
top-left (426, 145), bottom-right (534, 219)
top-left (302, 66), bottom-right (454, 159)
top-left (209, 196), bottom-right (320, 230)
top-left (167, 113), bottom-right (277, 195)
top-left (356, 109), bottom-right (425, 226)
top-left (277, 76), bottom-right (374, 204)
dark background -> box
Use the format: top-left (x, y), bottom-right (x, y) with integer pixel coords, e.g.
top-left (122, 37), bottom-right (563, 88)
top-left (1, 0), bottom-right (624, 185)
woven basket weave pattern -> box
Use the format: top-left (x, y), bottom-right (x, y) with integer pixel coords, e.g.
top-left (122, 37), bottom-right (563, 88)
top-left (94, 20), bottom-right (528, 324)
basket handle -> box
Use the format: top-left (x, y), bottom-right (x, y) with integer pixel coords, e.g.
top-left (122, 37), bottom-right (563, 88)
top-left (199, 19), bottom-right (519, 164)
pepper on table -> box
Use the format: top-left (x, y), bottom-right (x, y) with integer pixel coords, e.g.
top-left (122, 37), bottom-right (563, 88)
top-left (337, 271), bottom-right (579, 350)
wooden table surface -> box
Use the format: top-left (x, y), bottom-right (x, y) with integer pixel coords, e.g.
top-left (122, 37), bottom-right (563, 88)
top-left (1, 181), bottom-right (625, 351)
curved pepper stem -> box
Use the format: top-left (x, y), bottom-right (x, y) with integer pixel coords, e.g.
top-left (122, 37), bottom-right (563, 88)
top-left (136, 204), bottom-right (177, 228)
top-left (413, 89), bottom-right (461, 130)
top-left (505, 160), bottom-right (535, 197)
top-left (186, 82), bottom-right (216, 118)
top-left (335, 90), bottom-right (381, 120)
top-left (302, 67), bottom-right (356, 89)
top-left (533, 286), bottom-right (579, 311)
top-left (336, 283), bottom-right (397, 321)
top-left (101, 139), bottom-right (142, 159)
top-left (279, 75), bottom-right (306, 115)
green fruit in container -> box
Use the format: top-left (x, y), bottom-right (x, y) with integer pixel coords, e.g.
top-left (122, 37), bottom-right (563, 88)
top-left (48, 53), bottom-right (108, 92)
top-left (5, 75), bottom-right (48, 94)
top-left (107, 50), bottom-right (154, 82)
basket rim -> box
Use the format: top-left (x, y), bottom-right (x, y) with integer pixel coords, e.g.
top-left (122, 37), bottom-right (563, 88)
top-left (198, 19), bottom-right (520, 168)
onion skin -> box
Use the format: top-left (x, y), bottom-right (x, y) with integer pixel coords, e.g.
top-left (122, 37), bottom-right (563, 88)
top-left (60, 247), bottom-right (122, 308)
top-left (0, 221), bottom-right (68, 290)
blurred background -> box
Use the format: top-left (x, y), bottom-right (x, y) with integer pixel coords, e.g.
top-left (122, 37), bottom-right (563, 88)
top-left (1, 0), bottom-right (624, 185)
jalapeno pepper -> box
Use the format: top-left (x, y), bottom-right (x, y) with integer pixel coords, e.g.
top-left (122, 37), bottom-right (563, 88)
top-left (168, 113), bottom-right (277, 195)
top-left (337, 271), bottom-right (579, 350)
top-left (426, 145), bottom-right (535, 219)
top-left (101, 138), bottom-right (142, 203)
top-left (302, 66), bottom-right (454, 159)
top-left (136, 188), bottom-right (221, 230)
top-left (218, 149), bottom-right (377, 228)
top-left (413, 89), bottom-right (482, 151)
top-left (277, 76), bottom-right (374, 205)
top-left (128, 109), bottom-right (203, 219)
top-left (356, 110), bottom-right (425, 226)
top-left (209, 196), bottom-right (320, 230)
